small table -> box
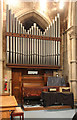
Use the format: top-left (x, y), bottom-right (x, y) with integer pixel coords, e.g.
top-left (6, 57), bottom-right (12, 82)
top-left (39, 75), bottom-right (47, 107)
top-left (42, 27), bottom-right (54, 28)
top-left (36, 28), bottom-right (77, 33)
top-left (0, 96), bottom-right (18, 119)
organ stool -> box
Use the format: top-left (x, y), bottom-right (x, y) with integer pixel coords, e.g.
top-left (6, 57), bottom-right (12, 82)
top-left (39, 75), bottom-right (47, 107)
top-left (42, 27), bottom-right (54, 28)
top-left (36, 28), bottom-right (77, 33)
top-left (11, 107), bottom-right (24, 120)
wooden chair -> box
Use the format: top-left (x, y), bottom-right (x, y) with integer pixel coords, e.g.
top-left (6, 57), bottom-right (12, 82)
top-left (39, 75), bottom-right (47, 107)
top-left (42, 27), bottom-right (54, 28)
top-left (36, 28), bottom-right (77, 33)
top-left (11, 107), bottom-right (24, 120)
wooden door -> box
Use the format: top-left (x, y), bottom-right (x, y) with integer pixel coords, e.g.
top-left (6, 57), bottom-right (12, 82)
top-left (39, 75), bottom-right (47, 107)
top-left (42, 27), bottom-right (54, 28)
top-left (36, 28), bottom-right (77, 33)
top-left (12, 69), bottom-right (21, 103)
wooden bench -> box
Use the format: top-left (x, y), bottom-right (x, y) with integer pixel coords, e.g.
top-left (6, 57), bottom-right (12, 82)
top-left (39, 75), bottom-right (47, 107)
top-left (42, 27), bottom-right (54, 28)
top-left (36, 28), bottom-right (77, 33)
top-left (11, 107), bottom-right (24, 120)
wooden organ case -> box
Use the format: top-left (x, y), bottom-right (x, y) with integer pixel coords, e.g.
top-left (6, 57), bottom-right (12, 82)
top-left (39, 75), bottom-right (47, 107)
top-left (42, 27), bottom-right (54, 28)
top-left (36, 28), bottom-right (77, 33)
top-left (6, 5), bottom-right (61, 103)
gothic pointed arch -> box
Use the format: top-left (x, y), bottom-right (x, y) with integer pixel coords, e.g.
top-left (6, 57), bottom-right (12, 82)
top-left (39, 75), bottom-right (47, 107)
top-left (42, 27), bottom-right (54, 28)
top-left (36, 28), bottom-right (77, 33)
top-left (18, 10), bottom-right (51, 31)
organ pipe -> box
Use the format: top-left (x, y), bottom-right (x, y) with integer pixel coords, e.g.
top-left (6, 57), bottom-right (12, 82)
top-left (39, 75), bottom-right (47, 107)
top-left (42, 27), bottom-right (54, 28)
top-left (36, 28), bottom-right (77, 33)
top-left (27, 30), bottom-right (29, 64)
top-left (24, 29), bottom-right (27, 64)
top-left (9, 9), bottom-right (12, 63)
top-left (55, 16), bottom-right (58, 65)
top-left (40, 31), bottom-right (42, 64)
top-left (17, 21), bottom-right (20, 64)
top-left (12, 14), bottom-right (15, 64)
top-left (53, 19), bottom-right (55, 65)
top-left (6, 5), bottom-right (9, 63)
top-left (36, 26), bottom-right (39, 64)
top-left (43, 32), bottom-right (46, 65)
top-left (34, 23), bottom-right (36, 64)
top-left (15, 17), bottom-right (18, 64)
top-left (29, 28), bottom-right (31, 64)
top-left (23, 26), bottom-right (25, 64)
top-left (31, 26), bottom-right (34, 64)
top-left (57, 13), bottom-right (60, 66)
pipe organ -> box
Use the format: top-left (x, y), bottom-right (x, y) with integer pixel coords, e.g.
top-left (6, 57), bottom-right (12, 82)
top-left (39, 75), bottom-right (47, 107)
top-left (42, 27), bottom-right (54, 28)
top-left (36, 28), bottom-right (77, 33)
top-left (6, 5), bottom-right (61, 67)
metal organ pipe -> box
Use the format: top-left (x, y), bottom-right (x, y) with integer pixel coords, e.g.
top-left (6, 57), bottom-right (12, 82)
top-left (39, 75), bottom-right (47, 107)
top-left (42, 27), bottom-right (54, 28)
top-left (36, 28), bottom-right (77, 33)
top-left (51, 21), bottom-right (53, 65)
top-left (24, 29), bottom-right (27, 64)
top-left (38, 29), bottom-right (40, 64)
top-left (44, 29), bottom-right (47, 65)
top-left (48, 26), bottom-right (50, 65)
top-left (40, 31), bottom-right (42, 64)
top-left (55, 16), bottom-right (58, 65)
top-left (33, 23), bottom-right (36, 64)
top-left (49, 25), bottom-right (51, 65)
top-left (46, 27), bottom-right (48, 65)
top-left (57, 13), bottom-right (60, 66)
top-left (22, 25), bottom-right (23, 64)
top-left (27, 30), bottom-right (29, 64)
top-left (12, 14), bottom-right (15, 64)
top-left (53, 19), bottom-right (55, 65)
top-left (9, 9), bottom-right (12, 63)
top-left (51, 23), bottom-right (53, 65)
top-left (23, 26), bottom-right (25, 64)
top-left (36, 26), bottom-right (39, 64)
top-left (20, 23), bottom-right (22, 64)
top-left (42, 31), bottom-right (44, 65)
top-left (17, 21), bottom-right (20, 64)
top-left (43, 31), bottom-right (46, 65)
top-left (6, 5), bottom-right (9, 63)
top-left (31, 26), bottom-right (34, 65)
top-left (15, 17), bottom-right (18, 64)
top-left (46, 28), bottom-right (48, 65)
top-left (29, 28), bottom-right (31, 64)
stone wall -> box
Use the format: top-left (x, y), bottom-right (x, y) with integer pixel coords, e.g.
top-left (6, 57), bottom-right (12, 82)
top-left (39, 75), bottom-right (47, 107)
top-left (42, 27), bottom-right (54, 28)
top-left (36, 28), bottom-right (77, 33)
top-left (63, 1), bottom-right (77, 99)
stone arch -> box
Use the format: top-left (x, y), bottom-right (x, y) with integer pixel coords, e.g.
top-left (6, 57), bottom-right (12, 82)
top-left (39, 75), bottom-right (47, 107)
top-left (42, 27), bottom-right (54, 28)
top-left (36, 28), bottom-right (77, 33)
top-left (18, 10), bottom-right (51, 31)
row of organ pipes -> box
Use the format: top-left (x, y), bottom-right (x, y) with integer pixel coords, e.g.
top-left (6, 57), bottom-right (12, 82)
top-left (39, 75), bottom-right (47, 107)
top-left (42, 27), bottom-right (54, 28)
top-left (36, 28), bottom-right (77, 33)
top-left (6, 5), bottom-right (60, 66)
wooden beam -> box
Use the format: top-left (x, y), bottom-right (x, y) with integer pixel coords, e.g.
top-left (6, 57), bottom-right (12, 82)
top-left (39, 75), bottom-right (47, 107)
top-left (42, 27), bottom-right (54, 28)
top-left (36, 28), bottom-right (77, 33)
top-left (6, 32), bottom-right (61, 41)
top-left (23, 105), bottom-right (71, 111)
top-left (6, 64), bottom-right (61, 69)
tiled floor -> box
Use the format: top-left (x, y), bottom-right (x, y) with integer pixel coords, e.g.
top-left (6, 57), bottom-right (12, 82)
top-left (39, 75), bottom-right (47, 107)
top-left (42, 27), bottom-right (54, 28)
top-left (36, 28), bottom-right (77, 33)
top-left (13, 108), bottom-right (77, 120)
top-left (24, 109), bottom-right (77, 118)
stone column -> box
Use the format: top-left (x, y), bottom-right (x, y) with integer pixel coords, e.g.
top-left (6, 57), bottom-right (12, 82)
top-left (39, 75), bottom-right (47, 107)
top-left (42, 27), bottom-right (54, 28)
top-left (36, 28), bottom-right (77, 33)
top-left (0, 0), bottom-right (3, 119)
top-left (0, 0), bottom-right (3, 94)
top-left (67, 1), bottom-right (77, 100)
top-left (70, 33), bottom-right (77, 100)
